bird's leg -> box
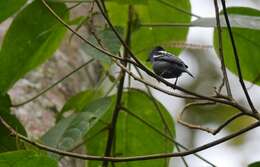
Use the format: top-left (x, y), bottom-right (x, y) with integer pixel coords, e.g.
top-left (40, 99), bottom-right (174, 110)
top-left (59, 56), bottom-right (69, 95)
top-left (157, 71), bottom-right (167, 82)
top-left (174, 77), bottom-right (178, 89)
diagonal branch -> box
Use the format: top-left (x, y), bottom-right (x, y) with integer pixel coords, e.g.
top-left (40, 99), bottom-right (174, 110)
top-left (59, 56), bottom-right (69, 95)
top-left (220, 0), bottom-right (257, 113)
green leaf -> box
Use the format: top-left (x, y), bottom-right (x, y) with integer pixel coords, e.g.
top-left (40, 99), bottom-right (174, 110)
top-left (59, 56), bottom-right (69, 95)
top-left (0, 94), bottom-right (27, 152)
top-left (0, 0), bottom-right (27, 23)
top-left (0, 1), bottom-right (69, 94)
top-left (249, 162), bottom-right (260, 167)
top-left (61, 89), bottom-right (103, 112)
top-left (86, 89), bottom-right (175, 167)
top-left (106, 0), bottom-right (191, 63)
top-left (213, 7), bottom-right (260, 85)
top-left (0, 150), bottom-right (57, 167)
top-left (41, 97), bottom-right (112, 152)
top-left (81, 27), bottom-right (123, 68)
top-left (57, 89), bottom-right (103, 121)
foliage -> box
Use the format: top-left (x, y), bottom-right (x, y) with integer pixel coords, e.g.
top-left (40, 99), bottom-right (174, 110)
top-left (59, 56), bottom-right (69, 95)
top-left (0, 150), bottom-right (58, 167)
top-left (0, 0), bottom-right (260, 167)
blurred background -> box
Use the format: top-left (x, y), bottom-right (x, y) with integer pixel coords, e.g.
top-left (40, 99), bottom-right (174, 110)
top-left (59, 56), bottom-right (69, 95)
top-left (1, 0), bottom-right (260, 166)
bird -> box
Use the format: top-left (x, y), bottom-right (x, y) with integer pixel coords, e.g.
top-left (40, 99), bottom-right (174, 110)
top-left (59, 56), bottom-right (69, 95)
top-left (147, 46), bottom-right (194, 86)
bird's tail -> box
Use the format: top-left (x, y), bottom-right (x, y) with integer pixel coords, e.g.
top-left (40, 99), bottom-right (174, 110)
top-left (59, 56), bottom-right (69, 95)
top-left (185, 70), bottom-right (194, 78)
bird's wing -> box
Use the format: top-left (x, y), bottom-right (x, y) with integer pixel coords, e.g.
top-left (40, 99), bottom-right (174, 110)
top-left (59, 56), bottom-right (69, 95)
top-left (154, 51), bottom-right (188, 68)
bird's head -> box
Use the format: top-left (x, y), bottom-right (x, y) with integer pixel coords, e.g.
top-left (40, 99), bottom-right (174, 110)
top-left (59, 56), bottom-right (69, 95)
top-left (146, 46), bottom-right (165, 62)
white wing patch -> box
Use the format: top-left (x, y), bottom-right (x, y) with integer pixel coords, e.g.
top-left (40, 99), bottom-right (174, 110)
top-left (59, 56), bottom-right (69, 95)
top-left (158, 50), bottom-right (176, 57)
top-left (153, 54), bottom-right (164, 58)
top-left (158, 51), bottom-right (169, 55)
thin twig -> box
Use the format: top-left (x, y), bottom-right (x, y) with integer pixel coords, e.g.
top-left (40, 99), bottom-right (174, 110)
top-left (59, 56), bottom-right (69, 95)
top-left (213, 0), bottom-right (232, 97)
top-left (1, 116), bottom-right (259, 162)
top-left (220, 0), bottom-right (257, 113)
top-left (11, 59), bottom-right (94, 107)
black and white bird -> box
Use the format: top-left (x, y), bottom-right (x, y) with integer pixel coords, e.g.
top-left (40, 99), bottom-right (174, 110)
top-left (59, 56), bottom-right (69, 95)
top-left (147, 46), bottom-right (194, 86)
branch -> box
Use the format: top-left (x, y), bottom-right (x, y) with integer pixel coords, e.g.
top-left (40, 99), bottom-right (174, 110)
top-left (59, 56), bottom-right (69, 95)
top-left (220, 0), bottom-right (257, 113)
top-left (213, 0), bottom-right (232, 97)
top-left (1, 116), bottom-right (259, 162)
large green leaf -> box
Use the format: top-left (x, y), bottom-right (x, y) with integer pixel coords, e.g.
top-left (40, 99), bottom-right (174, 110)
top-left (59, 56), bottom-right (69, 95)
top-left (56, 89), bottom-right (103, 121)
top-left (41, 97), bottom-right (112, 152)
top-left (0, 1), bottom-right (69, 94)
top-left (0, 0), bottom-right (27, 23)
top-left (86, 89), bottom-right (175, 167)
top-left (105, 0), bottom-right (191, 62)
top-left (0, 94), bottom-right (27, 152)
top-left (249, 162), bottom-right (260, 167)
top-left (213, 7), bottom-right (260, 85)
top-left (0, 150), bottom-right (57, 167)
